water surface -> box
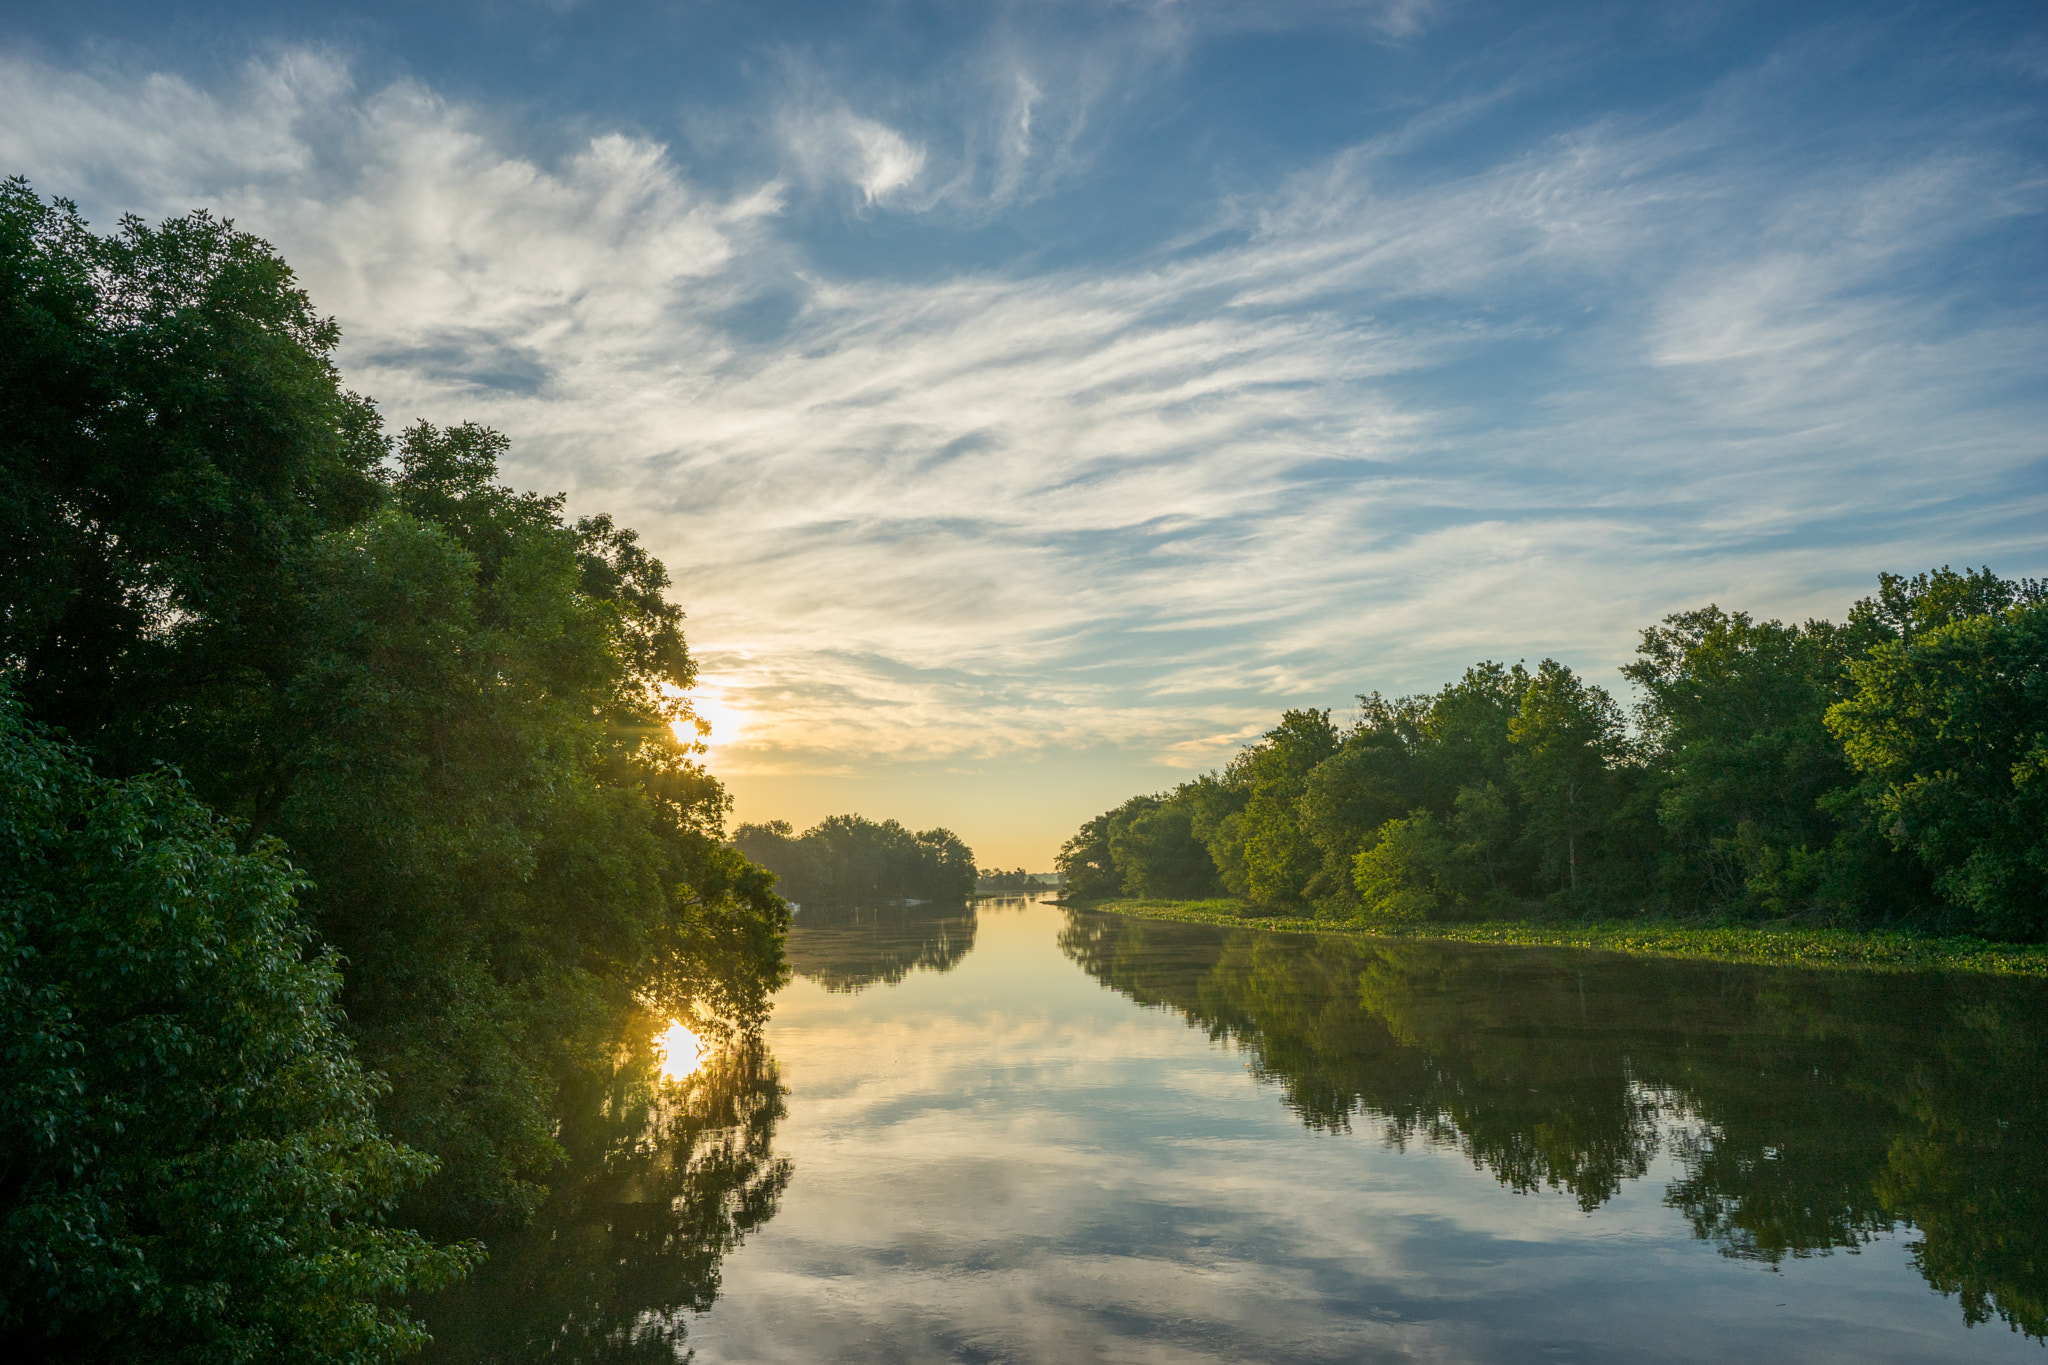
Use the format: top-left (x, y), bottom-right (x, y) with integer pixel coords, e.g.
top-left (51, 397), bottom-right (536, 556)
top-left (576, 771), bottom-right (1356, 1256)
top-left (437, 897), bottom-right (2048, 1362)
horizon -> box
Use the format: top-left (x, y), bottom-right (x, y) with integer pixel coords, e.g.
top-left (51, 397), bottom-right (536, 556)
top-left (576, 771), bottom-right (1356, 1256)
top-left (6, 0), bottom-right (2042, 867)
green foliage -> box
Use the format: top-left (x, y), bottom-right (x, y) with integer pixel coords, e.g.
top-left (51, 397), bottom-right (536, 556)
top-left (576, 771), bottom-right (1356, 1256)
top-left (735, 814), bottom-right (977, 904)
top-left (0, 696), bottom-right (477, 1363)
top-left (263, 425), bottom-right (787, 1225)
top-left (0, 182), bottom-right (790, 1247)
top-left (1297, 712), bottom-right (1428, 908)
top-left (1350, 814), bottom-right (1455, 925)
top-left (1626, 607), bottom-right (1888, 917)
top-left (1064, 564), bottom-right (2048, 942)
top-left (1238, 709), bottom-right (1343, 906)
top-left (0, 179), bottom-right (384, 772)
top-left (1109, 798), bottom-right (1221, 899)
top-left (1055, 794), bottom-right (1160, 900)
top-left (1829, 597), bottom-right (2048, 938)
top-left (1507, 658), bottom-right (1633, 899)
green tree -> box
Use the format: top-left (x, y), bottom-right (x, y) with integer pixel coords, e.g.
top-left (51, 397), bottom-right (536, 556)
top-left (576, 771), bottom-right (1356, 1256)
top-left (0, 696), bottom-right (475, 1363)
top-left (1508, 660), bottom-right (1627, 898)
top-left (738, 814), bottom-right (977, 903)
top-left (1828, 598), bottom-right (2048, 939)
top-left (263, 428), bottom-right (787, 1222)
top-left (1624, 607), bottom-right (1866, 916)
top-left (2, 180), bottom-right (791, 1229)
top-left (1237, 709), bottom-right (1342, 907)
top-left (1179, 771), bottom-right (1252, 897)
top-left (1848, 564), bottom-right (2044, 642)
top-left (1313, 666), bottom-right (1541, 915)
top-left (1417, 662), bottom-right (1531, 801)
top-left (0, 180), bottom-right (384, 779)
top-left (1350, 813), bottom-right (1457, 924)
top-left (1109, 798), bottom-right (1221, 899)
top-left (1298, 693), bottom-right (1433, 912)
top-left (1055, 794), bottom-right (1162, 900)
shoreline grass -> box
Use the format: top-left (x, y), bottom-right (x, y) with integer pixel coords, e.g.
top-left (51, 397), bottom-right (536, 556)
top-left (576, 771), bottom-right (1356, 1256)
top-left (1069, 897), bottom-right (2048, 976)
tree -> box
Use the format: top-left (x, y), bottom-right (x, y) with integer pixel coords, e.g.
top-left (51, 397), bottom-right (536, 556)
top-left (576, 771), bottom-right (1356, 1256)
top-left (1351, 813), bottom-right (1456, 924)
top-left (1508, 660), bottom-right (1626, 897)
top-left (0, 695), bottom-right (475, 1363)
top-left (0, 180), bottom-right (384, 778)
top-left (1624, 608), bottom-right (1863, 915)
top-left (1828, 599), bottom-right (2048, 939)
top-left (261, 427), bottom-right (787, 1222)
top-left (737, 814), bottom-right (977, 903)
top-left (1298, 694), bottom-right (1432, 912)
top-left (1237, 709), bottom-right (1342, 907)
top-left (1056, 795), bottom-right (1160, 900)
top-left (1110, 799), bottom-right (1222, 899)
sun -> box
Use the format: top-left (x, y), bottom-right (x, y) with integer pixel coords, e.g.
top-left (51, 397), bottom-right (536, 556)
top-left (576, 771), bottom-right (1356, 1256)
top-left (669, 680), bottom-right (750, 749)
top-left (655, 1020), bottom-right (705, 1081)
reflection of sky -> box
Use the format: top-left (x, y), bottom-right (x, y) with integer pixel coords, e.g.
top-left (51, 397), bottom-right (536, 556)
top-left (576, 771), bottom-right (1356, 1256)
top-left (686, 903), bottom-right (2032, 1363)
top-left (4, 3), bottom-right (2044, 865)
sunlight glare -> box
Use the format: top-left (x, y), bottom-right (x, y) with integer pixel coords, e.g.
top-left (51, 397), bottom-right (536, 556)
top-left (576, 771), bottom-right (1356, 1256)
top-left (655, 1020), bottom-right (705, 1081)
top-left (669, 680), bottom-right (750, 749)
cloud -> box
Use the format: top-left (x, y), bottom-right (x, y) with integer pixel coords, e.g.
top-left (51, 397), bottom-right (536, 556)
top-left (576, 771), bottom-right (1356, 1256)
top-left (1, 36), bottom-right (2041, 788)
top-left (779, 103), bottom-right (928, 205)
top-left (847, 117), bottom-right (926, 201)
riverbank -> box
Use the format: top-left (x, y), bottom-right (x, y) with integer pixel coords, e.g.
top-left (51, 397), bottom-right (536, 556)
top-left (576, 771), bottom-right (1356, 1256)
top-left (1069, 898), bottom-right (2048, 976)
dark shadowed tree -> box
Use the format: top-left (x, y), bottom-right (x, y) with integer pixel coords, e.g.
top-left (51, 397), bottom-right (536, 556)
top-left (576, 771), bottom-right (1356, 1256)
top-left (0, 695), bottom-right (475, 1363)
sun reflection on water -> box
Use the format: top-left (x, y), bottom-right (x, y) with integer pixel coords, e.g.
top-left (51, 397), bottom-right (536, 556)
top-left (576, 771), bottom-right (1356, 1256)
top-left (655, 1020), bottom-right (705, 1081)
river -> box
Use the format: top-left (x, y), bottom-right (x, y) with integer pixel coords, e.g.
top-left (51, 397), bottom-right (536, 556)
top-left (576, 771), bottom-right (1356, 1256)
top-left (423, 895), bottom-right (2047, 1363)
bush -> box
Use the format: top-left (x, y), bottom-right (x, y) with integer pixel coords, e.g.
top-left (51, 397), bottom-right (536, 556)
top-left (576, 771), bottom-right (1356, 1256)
top-left (0, 697), bottom-right (475, 1362)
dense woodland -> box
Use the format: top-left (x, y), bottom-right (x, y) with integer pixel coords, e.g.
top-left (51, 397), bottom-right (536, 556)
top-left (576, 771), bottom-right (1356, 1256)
top-left (0, 182), bottom-right (789, 1360)
top-left (1060, 570), bottom-right (2048, 941)
top-left (733, 814), bottom-right (976, 904)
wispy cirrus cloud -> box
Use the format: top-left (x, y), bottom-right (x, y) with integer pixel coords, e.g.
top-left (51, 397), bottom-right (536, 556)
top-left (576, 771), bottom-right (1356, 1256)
top-left (1, 28), bottom-right (2041, 816)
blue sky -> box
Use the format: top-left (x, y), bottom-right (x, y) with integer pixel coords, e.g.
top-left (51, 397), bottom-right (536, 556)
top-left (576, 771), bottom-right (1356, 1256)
top-left (4, 0), bottom-right (2044, 865)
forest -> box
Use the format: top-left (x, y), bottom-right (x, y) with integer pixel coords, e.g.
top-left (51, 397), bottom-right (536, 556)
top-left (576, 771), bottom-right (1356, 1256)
top-left (0, 181), bottom-right (790, 1360)
top-left (733, 814), bottom-right (976, 904)
top-left (1059, 570), bottom-right (2048, 941)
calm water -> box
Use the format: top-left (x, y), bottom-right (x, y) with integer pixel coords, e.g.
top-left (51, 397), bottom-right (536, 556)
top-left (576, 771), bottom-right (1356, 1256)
top-left (424, 897), bottom-right (2047, 1363)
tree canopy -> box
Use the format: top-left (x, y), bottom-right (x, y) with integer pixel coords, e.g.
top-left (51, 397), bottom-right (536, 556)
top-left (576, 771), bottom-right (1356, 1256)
top-left (1059, 566), bottom-right (2048, 941)
top-left (0, 180), bottom-right (790, 1359)
top-left (734, 814), bottom-right (975, 904)
top-left (0, 695), bottom-right (476, 1361)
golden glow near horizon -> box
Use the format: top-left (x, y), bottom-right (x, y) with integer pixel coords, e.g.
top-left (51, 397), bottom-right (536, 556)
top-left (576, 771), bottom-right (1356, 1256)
top-left (670, 680), bottom-right (752, 750)
top-left (656, 1020), bottom-right (706, 1081)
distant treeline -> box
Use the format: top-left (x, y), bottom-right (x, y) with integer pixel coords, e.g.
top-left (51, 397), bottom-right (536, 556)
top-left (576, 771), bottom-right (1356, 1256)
top-left (0, 181), bottom-right (788, 1360)
top-left (734, 814), bottom-right (976, 903)
top-left (1059, 568), bottom-right (2048, 941)
top-left (977, 867), bottom-right (1060, 891)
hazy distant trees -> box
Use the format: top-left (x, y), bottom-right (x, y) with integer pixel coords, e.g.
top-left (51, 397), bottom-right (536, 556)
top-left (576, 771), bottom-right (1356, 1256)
top-left (1058, 566), bottom-right (2048, 941)
top-left (977, 867), bottom-right (1052, 891)
top-left (734, 815), bottom-right (976, 903)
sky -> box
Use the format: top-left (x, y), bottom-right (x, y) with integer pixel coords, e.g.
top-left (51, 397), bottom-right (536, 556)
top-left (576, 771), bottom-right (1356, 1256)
top-left (2, 0), bottom-right (2043, 868)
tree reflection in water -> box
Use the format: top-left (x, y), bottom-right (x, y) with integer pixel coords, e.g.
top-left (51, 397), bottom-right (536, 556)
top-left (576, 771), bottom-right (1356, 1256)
top-left (416, 1037), bottom-right (790, 1364)
top-left (1059, 910), bottom-right (2047, 1341)
top-left (784, 899), bottom-right (979, 992)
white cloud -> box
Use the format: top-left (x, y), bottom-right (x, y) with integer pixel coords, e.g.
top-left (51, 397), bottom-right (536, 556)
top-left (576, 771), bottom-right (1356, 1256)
top-left (847, 117), bottom-right (926, 202)
top-left (2, 44), bottom-right (2041, 797)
